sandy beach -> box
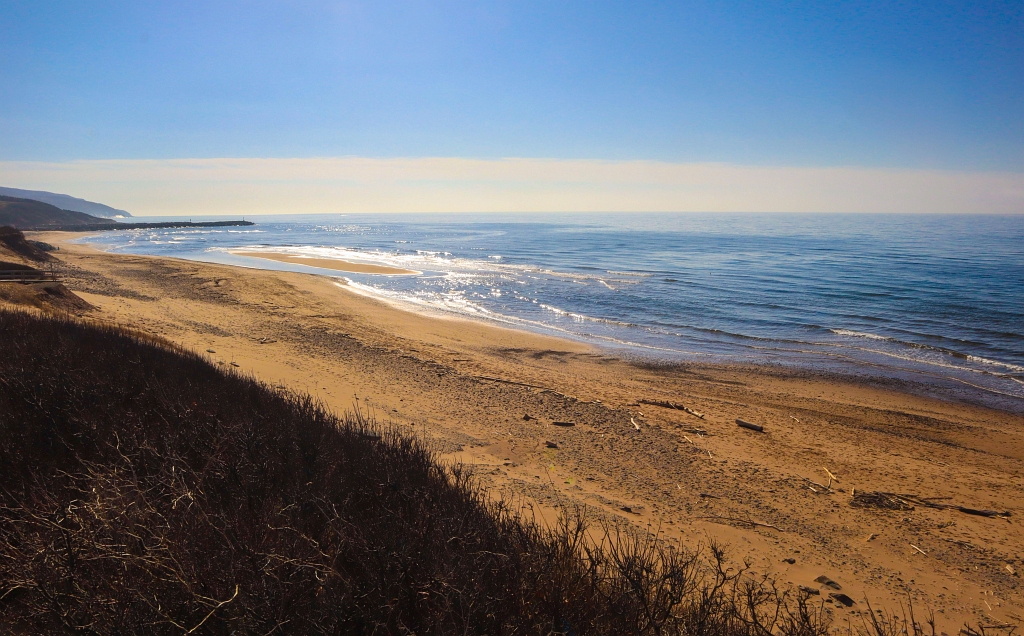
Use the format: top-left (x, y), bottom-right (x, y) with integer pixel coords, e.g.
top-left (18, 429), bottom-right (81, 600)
top-left (16, 231), bottom-right (1024, 629)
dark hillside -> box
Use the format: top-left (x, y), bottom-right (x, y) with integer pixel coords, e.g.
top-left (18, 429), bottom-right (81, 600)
top-left (0, 186), bottom-right (131, 218)
top-left (0, 311), bottom-right (839, 634)
top-left (0, 226), bottom-right (54, 262)
top-left (0, 260), bottom-right (36, 272)
top-left (0, 195), bottom-right (117, 229)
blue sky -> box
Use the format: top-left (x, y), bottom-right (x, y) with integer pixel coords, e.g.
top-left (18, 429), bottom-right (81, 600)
top-left (2, 1), bottom-right (1022, 170)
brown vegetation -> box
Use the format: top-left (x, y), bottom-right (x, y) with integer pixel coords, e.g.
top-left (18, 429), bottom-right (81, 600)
top-left (0, 282), bottom-right (91, 313)
top-left (0, 309), bottom-right (852, 634)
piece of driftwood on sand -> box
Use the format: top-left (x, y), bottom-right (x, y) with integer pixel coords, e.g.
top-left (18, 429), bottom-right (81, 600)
top-left (850, 491), bottom-right (1011, 518)
top-left (805, 468), bottom-right (837, 494)
top-left (638, 399), bottom-right (705, 419)
top-left (736, 419), bottom-right (764, 433)
top-left (475, 375), bottom-right (582, 402)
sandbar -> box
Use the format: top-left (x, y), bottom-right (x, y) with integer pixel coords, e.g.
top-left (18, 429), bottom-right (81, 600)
top-left (232, 251), bottom-right (418, 275)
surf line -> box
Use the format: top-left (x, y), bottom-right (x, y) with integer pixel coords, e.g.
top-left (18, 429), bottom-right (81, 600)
top-left (231, 251), bottom-right (420, 276)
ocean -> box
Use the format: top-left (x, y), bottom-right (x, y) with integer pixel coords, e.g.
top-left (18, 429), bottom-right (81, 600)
top-left (78, 213), bottom-right (1024, 412)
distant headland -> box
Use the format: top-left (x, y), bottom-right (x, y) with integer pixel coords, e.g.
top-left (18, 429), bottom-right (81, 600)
top-left (0, 194), bottom-right (251, 231)
top-left (43, 219), bottom-right (255, 232)
top-left (0, 186), bottom-right (132, 218)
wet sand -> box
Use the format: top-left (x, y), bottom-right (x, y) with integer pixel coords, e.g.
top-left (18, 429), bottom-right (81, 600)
top-left (231, 250), bottom-right (419, 275)
top-left (19, 231), bottom-right (1024, 629)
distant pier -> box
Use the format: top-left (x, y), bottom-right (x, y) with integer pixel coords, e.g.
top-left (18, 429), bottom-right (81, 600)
top-left (30, 220), bottom-right (255, 232)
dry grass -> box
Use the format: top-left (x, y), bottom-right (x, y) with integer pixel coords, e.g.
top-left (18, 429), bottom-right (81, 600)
top-left (0, 309), bottom-right (949, 634)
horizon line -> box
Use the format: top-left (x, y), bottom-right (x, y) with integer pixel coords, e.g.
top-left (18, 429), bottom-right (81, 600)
top-left (2, 156), bottom-right (1022, 216)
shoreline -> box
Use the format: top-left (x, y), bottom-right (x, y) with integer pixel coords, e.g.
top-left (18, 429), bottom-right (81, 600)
top-left (22, 231), bottom-right (1024, 627)
top-left (57, 234), bottom-right (1000, 417)
top-left (65, 231), bottom-right (1024, 415)
top-left (230, 250), bottom-right (421, 275)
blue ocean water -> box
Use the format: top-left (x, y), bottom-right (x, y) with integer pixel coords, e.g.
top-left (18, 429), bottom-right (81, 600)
top-left (79, 213), bottom-right (1024, 411)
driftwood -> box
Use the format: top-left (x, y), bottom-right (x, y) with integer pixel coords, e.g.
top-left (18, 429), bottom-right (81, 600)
top-left (639, 399), bottom-right (705, 419)
top-left (736, 419), bottom-right (764, 433)
top-left (828, 593), bottom-right (855, 607)
top-left (964, 625), bottom-right (1019, 635)
top-left (903, 494), bottom-right (1012, 518)
top-left (850, 491), bottom-right (912, 510)
top-left (814, 575), bottom-right (841, 590)
top-left (956, 507), bottom-right (1012, 518)
top-left (850, 491), bottom-right (1011, 518)
top-left (941, 538), bottom-right (975, 550)
top-left (475, 376), bottom-right (580, 402)
top-left (804, 478), bottom-right (831, 493)
top-left (552, 421), bottom-right (575, 427)
top-left (805, 468), bottom-right (836, 494)
top-left (697, 515), bottom-right (783, 532)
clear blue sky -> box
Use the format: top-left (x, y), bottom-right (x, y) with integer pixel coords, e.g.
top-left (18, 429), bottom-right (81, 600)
top-left (2, 1), bottom-right (1021, 170)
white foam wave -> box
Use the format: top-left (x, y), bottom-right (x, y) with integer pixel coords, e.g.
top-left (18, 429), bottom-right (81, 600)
top-left (830, 329), bottom-right (892, 341)
top-left (606, 270), bottom-right (653, 277)
top-left (822, 342), bottom-right (1024, 384)
top-left (336, 281), bottom-right (711, 357)
top-left (229, 244), bottom-right (649, 290)
top-left (537, 303), bottom-right (637, 327)
top-left (831, 329), bottom-right (1024, 374)
top-left (967, 355), bottom-right (1024, 373)
top-left (341, 280), bottom-right (496, 316)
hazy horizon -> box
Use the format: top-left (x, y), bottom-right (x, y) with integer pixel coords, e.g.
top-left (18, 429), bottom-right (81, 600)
top-left (3, 157), bottom-right (1023, 216)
